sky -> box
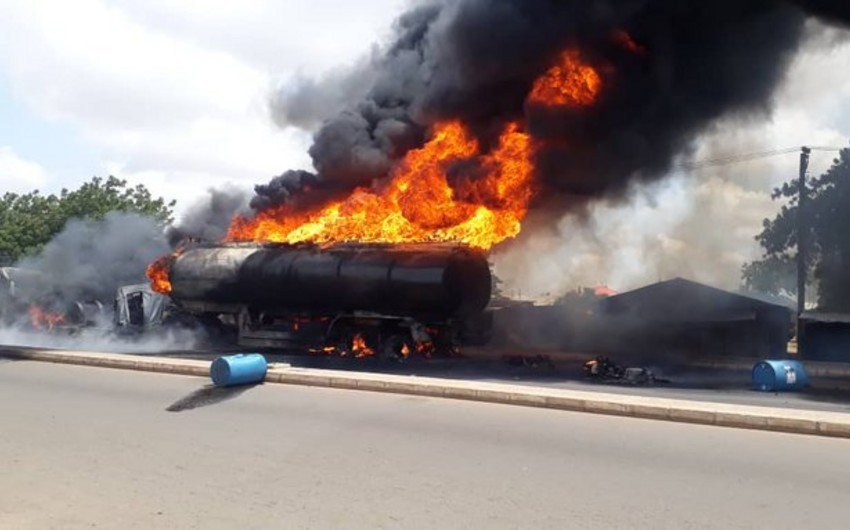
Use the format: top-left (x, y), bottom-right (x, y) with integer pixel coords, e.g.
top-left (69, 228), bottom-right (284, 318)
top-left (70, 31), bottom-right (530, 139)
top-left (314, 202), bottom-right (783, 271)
top-left (1, 0), bottom-right (850, 294)
top-left (0, 0), bottom-right (403, 206)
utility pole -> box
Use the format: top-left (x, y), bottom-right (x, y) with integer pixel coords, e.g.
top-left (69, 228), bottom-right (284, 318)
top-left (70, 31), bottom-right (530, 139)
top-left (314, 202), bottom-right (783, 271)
top-left (797, 146), bottom-right (811, 354)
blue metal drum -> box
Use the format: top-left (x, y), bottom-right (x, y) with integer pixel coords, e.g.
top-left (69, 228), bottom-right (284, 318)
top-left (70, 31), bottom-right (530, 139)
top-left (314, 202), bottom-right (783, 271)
top-left (210, 354), bottom-right (268, 387)
top-left (752, 360), bottom-right (809, 392)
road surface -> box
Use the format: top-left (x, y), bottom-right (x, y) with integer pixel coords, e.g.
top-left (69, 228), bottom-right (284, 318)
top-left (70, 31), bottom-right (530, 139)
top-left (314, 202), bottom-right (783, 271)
top-left (2, 360), bottom-right (850, 529)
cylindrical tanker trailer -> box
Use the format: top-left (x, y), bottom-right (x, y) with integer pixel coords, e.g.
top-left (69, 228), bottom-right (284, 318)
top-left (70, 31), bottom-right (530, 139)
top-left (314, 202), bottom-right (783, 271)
top-left (166, 242), bottom-right (493, 356)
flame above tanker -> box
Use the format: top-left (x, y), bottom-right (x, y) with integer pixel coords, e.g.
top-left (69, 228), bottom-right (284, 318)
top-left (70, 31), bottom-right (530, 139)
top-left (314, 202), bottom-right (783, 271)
top-left (147, 49), bottom-right (601, 293)
top-left (227, 120), bottom-right (534, 250)
top-left (528, 49), bottom-right (602, 107)
top-left (225, 49), bottom-right (600, 251)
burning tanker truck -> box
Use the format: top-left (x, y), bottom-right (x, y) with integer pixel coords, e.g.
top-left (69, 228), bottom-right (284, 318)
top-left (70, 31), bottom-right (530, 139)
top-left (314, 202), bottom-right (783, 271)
top-left (149, 242), bottom-right (493, 358)
top-left (146, 1), bottom-right (850, 356)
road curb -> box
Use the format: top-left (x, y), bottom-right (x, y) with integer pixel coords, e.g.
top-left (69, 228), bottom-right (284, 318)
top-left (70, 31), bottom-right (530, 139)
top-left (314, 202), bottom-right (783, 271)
top-left (281, 368), bottom-right (850, 438)
top-left (0, 348), bottom-right (211, 378)
top-left (4, 347), bottom-right (850, 439)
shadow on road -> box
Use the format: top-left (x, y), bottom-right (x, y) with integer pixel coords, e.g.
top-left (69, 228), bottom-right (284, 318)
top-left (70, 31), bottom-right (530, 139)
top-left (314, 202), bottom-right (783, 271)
top-left (166, 384), bottom-right (258, 412)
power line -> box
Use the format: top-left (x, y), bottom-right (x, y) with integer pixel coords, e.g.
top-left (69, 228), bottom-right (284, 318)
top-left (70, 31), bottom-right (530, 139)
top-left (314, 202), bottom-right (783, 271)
top-left (677, 145), bottom-right (844, 171)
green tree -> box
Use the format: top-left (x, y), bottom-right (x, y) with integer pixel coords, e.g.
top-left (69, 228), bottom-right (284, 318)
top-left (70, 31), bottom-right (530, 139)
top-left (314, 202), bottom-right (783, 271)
top-left (741, 255), bottom-right (797, 296)
top-left (0, 176), bottom-right (175, 264)
top-left (743, 146), bottom-right (850, 309)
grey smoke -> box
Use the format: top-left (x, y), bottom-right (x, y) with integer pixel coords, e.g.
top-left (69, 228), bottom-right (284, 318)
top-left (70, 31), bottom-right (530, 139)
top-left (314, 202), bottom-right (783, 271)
top-left (491, 173), bottom-right (776, 300)
top-left (17, 211), bottom-right (169, 302)
top-left (270, 57), bottom-right (380, 131)
top-left (166, 186), bottom-right (251, 247)
top-left (5, 211), bottom-right (206, 352)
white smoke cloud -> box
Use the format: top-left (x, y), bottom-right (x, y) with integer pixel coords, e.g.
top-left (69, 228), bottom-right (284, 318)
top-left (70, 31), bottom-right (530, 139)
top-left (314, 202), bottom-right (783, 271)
top-left (0, 320), bottom-right (201, 354)
top-left (0, 325), bottom-right (201, 354)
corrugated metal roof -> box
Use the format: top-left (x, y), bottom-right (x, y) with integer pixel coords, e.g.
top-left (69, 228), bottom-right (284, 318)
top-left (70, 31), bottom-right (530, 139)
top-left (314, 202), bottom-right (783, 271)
top-left (735, 289), bottom-right (796, 310)
top-left (604, 278), bottom-right (794, 323)
top-left (609, 278), bottom-right (794, 309)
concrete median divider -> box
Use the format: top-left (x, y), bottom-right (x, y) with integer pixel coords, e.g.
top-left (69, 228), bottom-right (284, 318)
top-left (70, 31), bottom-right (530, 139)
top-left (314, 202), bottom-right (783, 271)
top-left (0, 347), bottom-right (211, 377)
top-left (4, 346), bottom-right (850, 439)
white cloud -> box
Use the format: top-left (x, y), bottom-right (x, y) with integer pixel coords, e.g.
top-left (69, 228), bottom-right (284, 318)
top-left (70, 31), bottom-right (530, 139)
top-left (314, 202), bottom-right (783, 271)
top-left (0, 146), bottom-right (49, 194)
top-left (0, 0), bottom-right (402, 216)
top-left (111, 0), bottom-right (404, 73)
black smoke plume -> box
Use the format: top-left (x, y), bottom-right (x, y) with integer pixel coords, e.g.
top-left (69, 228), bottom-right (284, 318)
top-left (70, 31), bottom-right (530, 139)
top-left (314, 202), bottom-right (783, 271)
top-left (255, 0), bottom-right (850, 215)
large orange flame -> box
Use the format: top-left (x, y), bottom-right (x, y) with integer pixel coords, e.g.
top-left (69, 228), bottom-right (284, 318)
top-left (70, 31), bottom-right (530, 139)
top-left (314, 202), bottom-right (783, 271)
top-left (527, 49), bottom-right (601, 107)
top-left (226, 120), bottom-right (535, 250)
top-left (146, 254), bottom-right (175, 294)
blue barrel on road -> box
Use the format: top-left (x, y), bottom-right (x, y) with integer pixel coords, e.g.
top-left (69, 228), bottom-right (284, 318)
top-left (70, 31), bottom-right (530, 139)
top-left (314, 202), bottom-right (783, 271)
top-left (752, 360), bottom-right (809, 392)
top-left (210, 354), bottom-right (268, 387)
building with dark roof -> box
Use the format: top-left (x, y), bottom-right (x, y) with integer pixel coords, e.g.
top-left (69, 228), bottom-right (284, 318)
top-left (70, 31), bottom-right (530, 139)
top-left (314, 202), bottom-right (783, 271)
top-left (488, 278), bottom-right (794, 360)
top-left (799, 312), bottom-right (850, 362)
top-left (601, 278), bottom-right (794, 359)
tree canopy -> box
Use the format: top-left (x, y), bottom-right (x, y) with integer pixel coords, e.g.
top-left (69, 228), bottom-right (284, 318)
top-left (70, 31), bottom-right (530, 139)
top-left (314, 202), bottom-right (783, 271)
top-left (743, 146), bottom-right (850, 310)
top-left (0, 176), bottom-right (175, 265)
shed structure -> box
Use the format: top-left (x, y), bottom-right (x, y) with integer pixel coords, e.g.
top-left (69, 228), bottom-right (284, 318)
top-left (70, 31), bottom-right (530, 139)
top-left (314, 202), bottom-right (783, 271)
top-left (799, 312), bottom-right (850, 362)
top-left (600, 278), bottom-right (793, 359)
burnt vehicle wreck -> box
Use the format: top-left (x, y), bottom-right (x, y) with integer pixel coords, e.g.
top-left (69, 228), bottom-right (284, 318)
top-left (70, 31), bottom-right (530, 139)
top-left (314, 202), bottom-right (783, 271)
top-left (159, 242), bottom-right (494, 357)
top-left (1, 266), bottom-right (104, 332)
top-left (0, 267), bottom-right (45, 326)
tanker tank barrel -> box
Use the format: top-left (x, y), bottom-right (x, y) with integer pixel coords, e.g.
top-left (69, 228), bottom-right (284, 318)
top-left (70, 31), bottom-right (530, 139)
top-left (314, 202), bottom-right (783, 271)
top-left (167, 242), bottom-right (492, 319)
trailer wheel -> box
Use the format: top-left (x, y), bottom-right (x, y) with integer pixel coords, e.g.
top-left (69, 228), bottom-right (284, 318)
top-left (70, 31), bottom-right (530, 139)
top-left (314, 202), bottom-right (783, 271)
top-left (379, 334), bottom-right (409, 362)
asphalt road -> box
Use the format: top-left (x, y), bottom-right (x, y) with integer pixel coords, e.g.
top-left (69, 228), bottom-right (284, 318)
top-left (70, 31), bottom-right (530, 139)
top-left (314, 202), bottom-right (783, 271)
top-left (2, 360), bottom-right (850, 529)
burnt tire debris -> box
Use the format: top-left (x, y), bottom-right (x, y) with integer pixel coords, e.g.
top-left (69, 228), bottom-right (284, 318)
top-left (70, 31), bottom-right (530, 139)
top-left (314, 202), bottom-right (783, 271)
top-left (584, 356), bottom-right (671, 386)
